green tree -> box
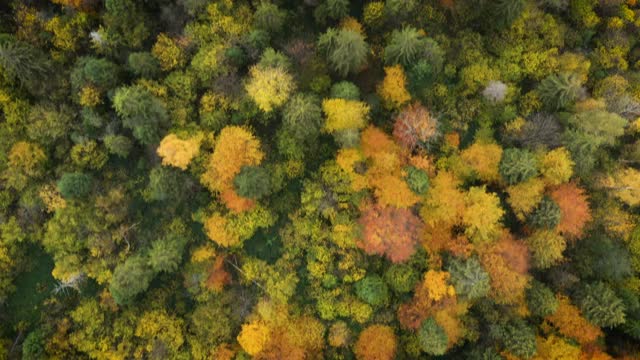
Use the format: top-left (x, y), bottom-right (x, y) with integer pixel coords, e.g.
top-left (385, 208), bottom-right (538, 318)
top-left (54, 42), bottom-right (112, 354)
top-left (127, 52), bottom-right (160, 78)
top-left (318, 28), bottom-right (369, 77)
top-left (109, 254), bottom-right (154, 305)
top-left (538, 73), bottom-right (583, 110)
top-left (384, 263), bottom-right (419, 294)
top-left (254, 2), bottom-right (286, 33)
top-left (490, 319), bottom-right (537, 359)
top-left (499, 148), bottom-right (539, 185)
top-left (526, 280), bottom-right (558, 317)
top-left (404, 166), bottom-right (429, 195)
top-left (71, 56), bottom-right (120, 93)
top-left (104, 134), bottom-right (133, 158)
top-left (418, 318), bottom-right (448, 356)
top-left (0, 37), bottom-right (51, 92)
top-left (234, 165), bottom-right (272, 200)
top-left (568, 110), bottom-right (627, 146)
top-left (148, 221), bottom-right (189, 273)
top-left (447, 257), bottom-right (490, 300)
top-left (528, 197), bottom-right (561, 229)
top-left (576, 282), bottom-right (626, 327)
top-left (355, 275), bottom-right (390, 306)
top-left (330, 81), bottom-right (360, 100)
top-left (282, 94), bottom-right (323, 142)
top-left (57, 172), bottom-right (92, 199)
top-left (113, 85), bottom-right (168, 145)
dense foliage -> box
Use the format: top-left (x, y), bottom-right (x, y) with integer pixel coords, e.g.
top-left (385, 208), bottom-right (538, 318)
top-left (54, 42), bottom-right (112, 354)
top-left (1, 0), bottom-right (640, 359)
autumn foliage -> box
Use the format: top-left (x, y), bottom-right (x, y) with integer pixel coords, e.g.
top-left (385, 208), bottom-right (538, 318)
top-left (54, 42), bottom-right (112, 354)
top-left (550, 182), bottom-right (592, 239)
top-left (354, 325), bottom-right (397, 360)
top-left (393, 102), bottom-right (438, 150)
top-left (157, 133), bottom-right (202, 170)
top-left (546, 295), bottom-right (603, 344)
top-left (358, 204), bottom-right (423, 263)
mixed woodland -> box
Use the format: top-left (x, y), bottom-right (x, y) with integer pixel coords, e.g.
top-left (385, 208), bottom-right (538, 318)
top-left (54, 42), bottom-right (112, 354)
top-left (2, 0), bottom-right (640, 359)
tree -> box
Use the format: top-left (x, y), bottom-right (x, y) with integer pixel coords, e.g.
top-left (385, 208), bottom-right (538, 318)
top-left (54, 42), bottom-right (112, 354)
top-left (109, 254), bottom-right (154, 305)
top-left (568, 110), bottom-right (627, 146)
top-left (528, 197), bottom-right (561, 230)
top-left (282, 94), bottom-right (323, 141)
top-left (526, 280), bottom-right (559, 317)
top-left (603, 167), bottom-right (640, 206)
top-left (127, 52), bottom-right (160, 78)
top-left (447, 257), bottom-right (490, 300)
top-left (499, 148), bottom-right (539, 185)
top-left (479, 233), bottom-right (530, 304)
top-left (233, 165), bottom-right (272, 200)
top-left (318, 28), bottom-right (369, 77)
top-left (384, 27), bottom-right (425, 66)
top-left (418, 317), bottom-right (448, 356)
top-left (71, 56), bottom-right (120, 93)
top-left (201, 126), bottom-right (264, 195)
top-left (540, 147), bottom-right (573, 185)
top-left (358, 204), bottom-right (423, 263)
top-left (322, 98), bottom-right (370, 133)
top-left (148, 221), bottom-right (188, 273)
top-left (549, 183), bottom-right (591, 239)
top-left (354, 325), bottom-right (397, 360)
top-left (538, 72), bottom-right (583, 110)
top-left (526, 230), bottom-right (566, 269)
top-left (393, 102), bottom-right (438, 150)
top-left (404, 166), bottom-right (429, 195)
top-left (104, 135), bottom-right (132, 157)
top-left (462, 186), bottom-right (504, 243)
top-left (378, 65), bottom-right (411, 109)
top-left (355, 275), bottom-right (390, 306)
top-left (157, 133), bottom-right (202, 170)
top-left (575, 282), bottom-right (626, 327)
top-left (254, 2), bottom-right (286, 33)
top-left (151, 33), bottom-right (185, 71)
top-left (237, 321), bottom-right (271, 356)
top-left (461, 142), bottom-right (503, 183)
top-left (57, 172), bottom-right (92, 200)
top-left (245, 65), bottom-right (295, 112)
top-left (330, 81), bottom-right (360, 100)
top-left (0, 38), bottom-right (50, 92)
top-left (113, 85), bottom-right (168, 145)
top-left (547, 295), bottom-right (603, 344)
top-left (490, 319), bottom-right (537, 359)
top-left (533, 335), bottom-right (581, 360)
top-left (135, 310), bottom-right (185, 357)
top-left (3, 141), bottom-right (46, 190)
top-left (384, 263), bottom-right (419, 294)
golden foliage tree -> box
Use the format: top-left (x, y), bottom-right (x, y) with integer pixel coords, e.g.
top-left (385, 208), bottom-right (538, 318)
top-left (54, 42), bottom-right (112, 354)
top-left (237, 321), bottom-right (271, 356)
top-left (506, 178), bottom-right (545, 221)
top-left (421, 171), bottom-right (465, 227)
top-left (378, 65), bottom-right (411, 109)
top-left (354, 325), bottom-right (397, 360)
top-left (546, 295), bottom-right (603, 344)
top-left (462, 186), bottom-right (504, 243)
top-left (157, 133), bottom-right (203, 170)
top-left (322, 98), bottom-right (370, 133)
top-left (460, 142), bottom-right (503, 183)
top-left (245, 66), bottom-right (295, 112)
top-left (540, 147), bottom-right (574, 185)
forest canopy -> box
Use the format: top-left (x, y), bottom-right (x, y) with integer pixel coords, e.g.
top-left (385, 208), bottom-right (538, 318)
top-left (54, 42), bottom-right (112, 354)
top-left (1, 0), bottom-right (640, 359)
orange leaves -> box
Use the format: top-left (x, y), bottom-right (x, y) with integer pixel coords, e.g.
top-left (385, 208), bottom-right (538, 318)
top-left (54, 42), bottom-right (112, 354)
top-left (201, 126), bottom-right (264, 212)
top-left (546, 296), bottom-right (603, 344)
top-left (358, 204), bottom-right (423, 263)
top-left (478, 232), bottom-right (530, 305)
top-left (422, 270), bottom-right (456, 302)
top-left (206, 256), bottom-right (231, 292)
top-left (157, 133), bottom-right (202, 170)
top-left (393, 102), bottom-right (438, 150)
top-left (354, 325), bottom-right (397, 360)
top-left (550, 182), bottom-right (592, 239)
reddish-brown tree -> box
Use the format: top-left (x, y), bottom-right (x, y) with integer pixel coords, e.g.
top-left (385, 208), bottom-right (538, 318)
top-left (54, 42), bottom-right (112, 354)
top-left (550, 182), bottom-right (592, 239)
top-left (354, 325), bottom-right (397, 360)
top-left (393, 102), bottom-right (438, 150)
top-left (358, 204), bottom-right (423, 263)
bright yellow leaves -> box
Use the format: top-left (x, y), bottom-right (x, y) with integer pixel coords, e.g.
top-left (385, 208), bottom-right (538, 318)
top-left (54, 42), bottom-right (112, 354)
top-left (602, 167), bottom-right (640, 206)
top-left (460, 142), bottom-right (503, 183)
top-left (462, 186), bottom-right (504, 243)
top-left (322, 98), bottom-right (370, 133)
top-left (245, 66), bottom-right (295, 112)
top-left (157, 133), bottom-right (203, 170)
top-left (506, 178), bottom-right (545, 221)
top-left (423, 270), bottom-right (456, 301)
top-left (238, 321), bottom-right (271, 356)
top-left (4, 141), bottom-right (46, 190)
top-left (201, 126), bottom-right (263, 196)
top-left (540, 147), bottom-right (574, 185)
top-left (377, 65), bottom-right (411, 109)
top-left (204, 214), bottom-right (238, 247)
top-left (421, 172), bottom-right (465, 227)
top-left (533, 335), bottom-right (581, 360)
top-left (135, 311), bottom-right (185, 356)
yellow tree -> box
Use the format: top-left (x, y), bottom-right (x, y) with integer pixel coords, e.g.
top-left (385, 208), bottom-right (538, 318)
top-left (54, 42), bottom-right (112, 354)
top-left (421, 171), bottom-right (465, 228)
top-left (151, 33), bottom-right (186, 71)
top-left (245, 66), bottom-right (295, 112)
top-left (540, 147), bottom-right (574, 185)
top-left (157, 133), bottom-right (203, 170)
top-left (506, 178), bottom-right (545, 221)
top-left (378, 65), bottom-right (411, 109)
top-left (602, 167), bottom-right (640, 206)
top-left (3, 141), bottom-right (47, 190)
top-left (460, 142), bottom-right (503, 183)
top-left (201, 126), bottom-right (264, 211)
top-left (237, 321), bottom-right (271, 356)
top-left (462, 186), bottom-right (504, 243)
top-left (322, 98), bottom-right (369, 133)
